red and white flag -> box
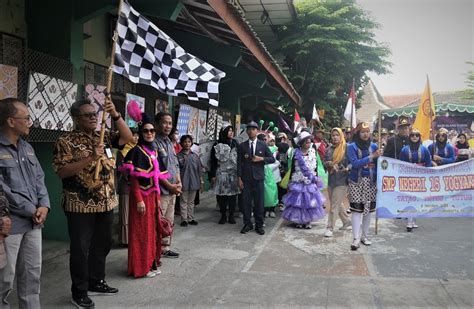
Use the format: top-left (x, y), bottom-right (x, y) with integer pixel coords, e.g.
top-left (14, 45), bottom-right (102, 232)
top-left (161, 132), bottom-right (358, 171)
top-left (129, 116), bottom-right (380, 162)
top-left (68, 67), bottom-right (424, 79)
top-left (294, 109), bottom-right (301, 133)
top-left (344, 83), bottom-right (357, 128)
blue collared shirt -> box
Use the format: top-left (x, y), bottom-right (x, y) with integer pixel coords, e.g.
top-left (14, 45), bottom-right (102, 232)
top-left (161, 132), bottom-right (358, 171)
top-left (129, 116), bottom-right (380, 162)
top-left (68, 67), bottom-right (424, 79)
top-left (0, 133), bottom-right (50, 234)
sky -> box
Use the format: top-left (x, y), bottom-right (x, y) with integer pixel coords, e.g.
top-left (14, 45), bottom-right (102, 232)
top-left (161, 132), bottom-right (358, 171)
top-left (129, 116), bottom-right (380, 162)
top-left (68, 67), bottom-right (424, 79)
top-left (358, 0), bottom-right (473, 96)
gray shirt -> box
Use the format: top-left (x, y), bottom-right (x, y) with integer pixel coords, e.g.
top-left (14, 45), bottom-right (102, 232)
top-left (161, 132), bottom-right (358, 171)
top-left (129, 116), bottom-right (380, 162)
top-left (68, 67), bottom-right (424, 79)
top-left (155, 135), bottom-right (179, 195)
top-left (0, 133), bottom-right (50, 234)
top-left (324, 144), bottom-right (349, 188)
top-left (177, 150), bottom-right (202, 191)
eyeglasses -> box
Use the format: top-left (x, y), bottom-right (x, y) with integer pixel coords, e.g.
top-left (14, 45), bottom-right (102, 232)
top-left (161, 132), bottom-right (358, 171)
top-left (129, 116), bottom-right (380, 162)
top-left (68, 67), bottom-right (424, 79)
top-left (77, 112), bottom-right (98, 119)
top-left (142, 128), bottom-right (155, 134)
top-left (12, 116), bottom-right (31, 122)
top-left (410, 133), bottom-right (420, 137)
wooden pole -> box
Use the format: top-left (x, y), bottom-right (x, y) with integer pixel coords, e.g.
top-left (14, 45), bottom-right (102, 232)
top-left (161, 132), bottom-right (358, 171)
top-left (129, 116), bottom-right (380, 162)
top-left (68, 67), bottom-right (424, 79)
top-left (94, 0), bottom-right (124, 181)
top-left (375, 109), bottom-right (382, 235)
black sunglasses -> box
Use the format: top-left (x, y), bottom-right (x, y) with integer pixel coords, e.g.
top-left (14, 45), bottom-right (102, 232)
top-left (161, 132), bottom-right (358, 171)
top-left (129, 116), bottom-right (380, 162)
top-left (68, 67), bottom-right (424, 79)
top-left (142, 128), bottom-right (155, 134)
top-left (77, 112), bottom-right (98, 119)
top-left (410, 133), bottom-right (420, 137)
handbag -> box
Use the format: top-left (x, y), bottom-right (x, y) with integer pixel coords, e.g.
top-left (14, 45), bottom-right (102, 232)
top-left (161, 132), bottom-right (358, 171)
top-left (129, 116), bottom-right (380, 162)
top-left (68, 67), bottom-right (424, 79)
top-left (160, 215), bottom-right (173, 238)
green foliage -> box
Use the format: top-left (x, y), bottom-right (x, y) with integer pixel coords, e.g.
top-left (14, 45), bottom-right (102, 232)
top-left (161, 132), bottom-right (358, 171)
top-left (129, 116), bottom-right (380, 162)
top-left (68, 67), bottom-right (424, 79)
top-left (278, 0), bottom-right (391, 128)
top-left (463, 62), bottom-right (474, 100)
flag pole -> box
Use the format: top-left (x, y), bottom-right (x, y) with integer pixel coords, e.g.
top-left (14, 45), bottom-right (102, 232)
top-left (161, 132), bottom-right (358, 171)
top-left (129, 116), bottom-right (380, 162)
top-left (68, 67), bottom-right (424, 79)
top-left (375, 109), bottom-right (382, 235)
top-left (94, 0), bottom-right (124, 181)
top-left (427, 75), bottom-right (435, 158)
top-left (350, 79), bottom-right (355, 131)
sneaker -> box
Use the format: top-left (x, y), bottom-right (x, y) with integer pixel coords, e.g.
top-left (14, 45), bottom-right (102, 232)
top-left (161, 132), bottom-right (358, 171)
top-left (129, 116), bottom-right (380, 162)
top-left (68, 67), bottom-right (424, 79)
top-left (412, 223), bottom-right (418, 228)
top-left (264, 212), bottom-right (269, 218)
top-left (406, 226), bottom-right (413, 232)
top-left (361, 237), bottom-right (372, 246)
top-left (350, 238), bottom-right (360, 250)
top-left (162, 250), bottom-right (180, 258)
top-left (304, 224), bottom-right (312, 229)
top-left (88, 280), bottom-right (118, 296)
top-left (180, 221), bottom-right (188, 227)
top-left (71, 296), bottom-right (94, 308)
top-left (278, 203), bottom-right (284, 211)
top-left (295, 224), bottom-right (303, 229)
top-left (269, 211), bottom-right (276, 218)
top-left (339, 221), bottom-right (352, 230)
top-left (189, 220), bottom-right (198, 225)
top-left (152, 269), bottom-right (162, 275)
top-left (145, 271), bottom-right (157, 278)
top-left (324, 229), bottom-right (333, 237)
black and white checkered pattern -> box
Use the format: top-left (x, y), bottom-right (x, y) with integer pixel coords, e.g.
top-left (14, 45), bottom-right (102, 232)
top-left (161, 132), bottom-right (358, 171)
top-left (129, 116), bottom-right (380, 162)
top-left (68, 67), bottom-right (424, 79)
top-left (113, 2), bottom-right (226, 106)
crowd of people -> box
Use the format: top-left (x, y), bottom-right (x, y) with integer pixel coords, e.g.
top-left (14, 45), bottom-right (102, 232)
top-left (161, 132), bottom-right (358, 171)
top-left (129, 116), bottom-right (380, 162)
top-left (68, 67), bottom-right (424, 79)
top-left (0, 97), bottom-right (472, 308)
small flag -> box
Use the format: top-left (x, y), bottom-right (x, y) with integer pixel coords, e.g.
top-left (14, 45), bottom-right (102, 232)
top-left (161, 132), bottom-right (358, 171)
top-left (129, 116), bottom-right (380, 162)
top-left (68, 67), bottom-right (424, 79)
top-left (294, 109), bottom-right (301, 133)
top-left (344, 83), bottom-right (357, 128)
top-left (278, 115), bottom-right (292, 133)
top-left (312, 104), bottom-right (321, 124)
top-left (113, 2), bottom-right (226, 106)
top-left (413, 77), bottom-right (436, 141)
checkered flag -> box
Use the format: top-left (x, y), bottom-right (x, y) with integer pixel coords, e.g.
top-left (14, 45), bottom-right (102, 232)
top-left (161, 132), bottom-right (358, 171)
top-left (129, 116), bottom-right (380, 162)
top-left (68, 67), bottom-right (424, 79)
top-left (113, 1), bottom-right (226, 106)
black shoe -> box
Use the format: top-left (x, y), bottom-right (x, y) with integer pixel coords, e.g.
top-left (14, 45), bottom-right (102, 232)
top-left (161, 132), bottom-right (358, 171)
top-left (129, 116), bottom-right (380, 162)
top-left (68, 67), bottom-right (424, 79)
top-left (162, 250), bottom-right (180, 258)
top-left (406, 226), bottom-right (413, 232)
top-left (71, 296), bottom-right (95, 308)
top-left (240, 224), bottom-right (253, 234)
top-left (88, 280), bottom-right (118, 296)
top-left (228, 216), bottom-right (236, 224)
top-left (189, 220), bottom-right (198, 225)
top-left (180, 221), bottom-right (188, 227)
top-left (218, 215), bottom-right (226, 224)
top-left (255, 226), bottom-right (265, 235)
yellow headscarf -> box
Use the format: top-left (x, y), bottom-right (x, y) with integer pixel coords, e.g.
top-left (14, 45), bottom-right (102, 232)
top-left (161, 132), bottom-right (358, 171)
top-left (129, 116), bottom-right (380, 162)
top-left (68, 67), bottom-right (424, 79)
top-left (331, 127), bottom-right (346, 164)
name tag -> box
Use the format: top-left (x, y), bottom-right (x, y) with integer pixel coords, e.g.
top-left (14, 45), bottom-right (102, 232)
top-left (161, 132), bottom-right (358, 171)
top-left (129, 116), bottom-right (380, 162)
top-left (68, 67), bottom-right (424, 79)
top-left (105, 148), bottom-right (113, 159)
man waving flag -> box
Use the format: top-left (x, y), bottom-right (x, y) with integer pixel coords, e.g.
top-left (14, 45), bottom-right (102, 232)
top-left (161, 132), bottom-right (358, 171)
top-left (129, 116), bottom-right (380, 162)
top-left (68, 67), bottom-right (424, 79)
top-left (113, 1), bottom-right (226, 106)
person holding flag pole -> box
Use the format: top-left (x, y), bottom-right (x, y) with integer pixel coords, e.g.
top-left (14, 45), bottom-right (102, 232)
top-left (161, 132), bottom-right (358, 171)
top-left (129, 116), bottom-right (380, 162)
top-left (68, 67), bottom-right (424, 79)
top-left (53, 1), bottom-right (133, 307)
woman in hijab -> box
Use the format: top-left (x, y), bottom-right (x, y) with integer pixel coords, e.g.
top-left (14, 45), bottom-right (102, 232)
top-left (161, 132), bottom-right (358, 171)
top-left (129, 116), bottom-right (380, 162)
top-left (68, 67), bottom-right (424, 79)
top-left (428, 128), bottom-right (455, 166)
top-left (323, 128), bottom-right (351, 237)
top-left (399, 128), bottom-right (432, 232)
top-left (455, 133), bottom-right (471, 162)
top-left (210, 125), bottom-right (240, 224)
top-left (346, 122), bottom-right (382, 250)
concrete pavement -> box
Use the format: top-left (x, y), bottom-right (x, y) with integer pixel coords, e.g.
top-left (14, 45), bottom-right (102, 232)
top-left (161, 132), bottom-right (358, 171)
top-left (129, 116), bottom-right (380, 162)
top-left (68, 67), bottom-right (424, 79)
top-left (10, 191), bottom-right (474, 308)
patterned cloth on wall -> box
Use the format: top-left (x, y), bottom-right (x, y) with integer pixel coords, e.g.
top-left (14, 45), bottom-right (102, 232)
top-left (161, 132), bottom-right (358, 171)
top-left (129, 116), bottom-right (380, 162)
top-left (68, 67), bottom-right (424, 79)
top-left (155, 98), bottom-right (169, 114)
top-left (197, 109), bottom-right (207, 143)
top-left (216, 114), bottom-right (223, 138)
top-left (206, 107), bottom-right (217, 141)
top-left (187, 106), bottom-right (199, 141)
top-left (125, 93), bottom-right (145, 128)
top-left (0, 64), bottom-right (18, 99)
top-left (85, 84), bottom-right (111, 130)
top-left (27, 72), bottom-right (77, 131)
top-left (177, 104), bottom-right (191, 137)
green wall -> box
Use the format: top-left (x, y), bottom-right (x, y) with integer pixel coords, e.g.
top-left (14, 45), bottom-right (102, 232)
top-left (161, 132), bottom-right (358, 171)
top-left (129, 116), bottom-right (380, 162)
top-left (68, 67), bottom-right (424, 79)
top-left (83, 15), bottom-right (111, 67)
top-left (32, 143), bottom-right (69, 241)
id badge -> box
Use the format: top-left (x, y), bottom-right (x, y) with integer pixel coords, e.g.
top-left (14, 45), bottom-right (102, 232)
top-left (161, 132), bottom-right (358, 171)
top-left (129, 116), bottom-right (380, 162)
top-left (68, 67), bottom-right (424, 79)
top-left (105, 148), bottom-right (113, 159)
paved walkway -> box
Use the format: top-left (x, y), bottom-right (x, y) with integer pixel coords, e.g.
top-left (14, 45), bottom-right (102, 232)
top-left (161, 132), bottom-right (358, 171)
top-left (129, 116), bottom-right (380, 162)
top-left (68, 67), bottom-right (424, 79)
top-left (9, 192), bottom-right (474, 308)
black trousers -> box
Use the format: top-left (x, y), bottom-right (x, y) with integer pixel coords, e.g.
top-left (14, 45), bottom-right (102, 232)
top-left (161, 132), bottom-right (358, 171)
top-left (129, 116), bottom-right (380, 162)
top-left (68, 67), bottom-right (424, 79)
top-left (65, 210), bottom-right (113, 298)
top-left (216, 195), bottom-right (236, 217)
top-left (242, 179), bottom-right (264, 227)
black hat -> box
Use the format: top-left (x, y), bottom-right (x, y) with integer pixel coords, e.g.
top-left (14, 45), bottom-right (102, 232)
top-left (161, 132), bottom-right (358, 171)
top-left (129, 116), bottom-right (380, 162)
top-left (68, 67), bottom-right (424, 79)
top-left (398, 116), bottom-right (410, 127)
top-left (246, 121), bottom-right (258, 129)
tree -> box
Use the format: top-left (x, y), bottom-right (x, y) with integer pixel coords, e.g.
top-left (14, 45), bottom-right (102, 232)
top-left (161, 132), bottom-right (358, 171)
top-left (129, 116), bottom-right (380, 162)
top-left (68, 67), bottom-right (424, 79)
top-left (278, 0), bottom-right (391, 129)
top-left (463, 62), bottom-right (474, 100)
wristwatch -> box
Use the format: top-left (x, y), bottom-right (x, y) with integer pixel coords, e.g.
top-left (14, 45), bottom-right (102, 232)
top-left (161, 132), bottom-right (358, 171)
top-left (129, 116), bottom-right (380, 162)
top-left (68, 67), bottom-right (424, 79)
top-left (112, 112), bottom-right (121, 121)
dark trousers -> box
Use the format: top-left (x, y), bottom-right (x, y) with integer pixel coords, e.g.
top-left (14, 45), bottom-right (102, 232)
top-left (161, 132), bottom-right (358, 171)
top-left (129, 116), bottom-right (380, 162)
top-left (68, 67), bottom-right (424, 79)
top-left (65, 210), bottom-right (113, 298)
top-left (217, 195), bottom-right (236, 217)
top-left (242, 179), bottom-right (264, 227)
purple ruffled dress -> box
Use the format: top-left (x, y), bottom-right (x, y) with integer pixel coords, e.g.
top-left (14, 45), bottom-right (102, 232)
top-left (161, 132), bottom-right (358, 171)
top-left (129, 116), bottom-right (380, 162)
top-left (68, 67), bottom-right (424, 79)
top-left (282, 148), bottom-right (326, 224)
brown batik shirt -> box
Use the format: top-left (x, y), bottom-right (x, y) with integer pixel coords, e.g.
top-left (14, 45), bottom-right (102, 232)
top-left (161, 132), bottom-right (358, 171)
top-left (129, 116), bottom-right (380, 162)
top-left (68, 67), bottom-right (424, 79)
top-left (53, 129), bottom-right (120, 213)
